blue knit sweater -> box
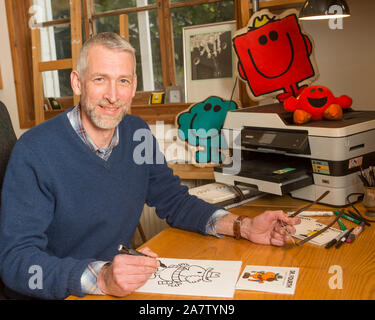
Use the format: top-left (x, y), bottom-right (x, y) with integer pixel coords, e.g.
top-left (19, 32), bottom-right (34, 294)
top-left (0, 111), bottom-right (218, 299)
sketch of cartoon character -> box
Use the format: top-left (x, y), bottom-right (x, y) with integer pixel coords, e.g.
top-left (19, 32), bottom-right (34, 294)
top-left (243, 271), bottom-right (283, 283)
top-left (151, 263), bottom-right (220, 287)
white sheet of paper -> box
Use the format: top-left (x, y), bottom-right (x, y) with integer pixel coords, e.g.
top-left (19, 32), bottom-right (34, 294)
top-left (236, 265), bottom-right (299, 295)
top-left (292, 216), bottom-right (341, 246)
top-left (136, 258), bottom-right (242, 298)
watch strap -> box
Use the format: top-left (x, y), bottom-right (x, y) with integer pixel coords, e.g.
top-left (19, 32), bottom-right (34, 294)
top-left (233, 215), bottom-right (248, 240)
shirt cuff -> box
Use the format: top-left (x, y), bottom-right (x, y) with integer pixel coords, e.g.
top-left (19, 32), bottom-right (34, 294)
top-left (80, 260), bottom-right (109, 295)
top-left (205, 209), bottom-right (230, 238)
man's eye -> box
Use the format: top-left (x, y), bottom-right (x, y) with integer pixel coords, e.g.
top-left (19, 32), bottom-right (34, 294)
top-left (94, 77), bottom-right (104, 82)
top-left (120, 79), bottom-right (130, 84)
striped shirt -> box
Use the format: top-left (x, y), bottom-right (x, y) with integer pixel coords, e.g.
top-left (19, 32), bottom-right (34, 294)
top-left (66, 105), bottom-right (228, 295)
top-left (67, 105), bottom-right (119, 160)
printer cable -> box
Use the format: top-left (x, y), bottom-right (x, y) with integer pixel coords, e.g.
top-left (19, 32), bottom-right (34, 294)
top-left (346, 193), bottom-right (375, 224)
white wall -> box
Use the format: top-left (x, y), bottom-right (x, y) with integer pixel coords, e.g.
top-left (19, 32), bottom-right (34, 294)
top-left (300, 0), bottom-right (375, 110)
top-left (0, 0), bottom-right (27, 138)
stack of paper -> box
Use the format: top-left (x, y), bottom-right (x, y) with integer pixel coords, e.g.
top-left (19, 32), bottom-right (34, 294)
top-left (292, 216), bottom-right (341, 246)
top-left (189, 183), bottom-right (252, 203)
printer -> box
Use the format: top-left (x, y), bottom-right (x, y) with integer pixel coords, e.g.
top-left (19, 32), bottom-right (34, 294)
top-left (214, 103), bottom-right (375, 206)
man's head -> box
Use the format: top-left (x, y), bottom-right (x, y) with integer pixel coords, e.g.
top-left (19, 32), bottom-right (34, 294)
top-left (71, 32), bottom-right (137, 130)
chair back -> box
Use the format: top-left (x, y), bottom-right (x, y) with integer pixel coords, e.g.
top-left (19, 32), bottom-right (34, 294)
top-left (0, 100), bottom-right (17, 299)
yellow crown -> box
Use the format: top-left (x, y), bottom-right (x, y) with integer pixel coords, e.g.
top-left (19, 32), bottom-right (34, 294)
top-left (253, 15), bottom-right (271, 28)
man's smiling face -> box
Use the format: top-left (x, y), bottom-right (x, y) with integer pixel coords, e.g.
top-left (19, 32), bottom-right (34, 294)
top-left (80, 44), bottom-right (137, 130)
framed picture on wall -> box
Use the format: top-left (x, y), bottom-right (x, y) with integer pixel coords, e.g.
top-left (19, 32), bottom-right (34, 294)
top-left (183, 21), bottom-right (238, 103)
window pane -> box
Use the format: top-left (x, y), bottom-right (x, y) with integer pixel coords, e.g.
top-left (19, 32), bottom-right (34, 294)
top-left (94, 0), bottom-right (156, 12)
top-left (39, 25), bottom-right (72, 62)
top-left (42, 69), bottom-right (73, 98)
top-left (50, 0), bottom-right (70, 20)
top-left (95, 10), bottom-right (163, 92)
top-left (171, 1), bottom-right (234, 89)
top-left (31, 0), bottom-right (70, 23)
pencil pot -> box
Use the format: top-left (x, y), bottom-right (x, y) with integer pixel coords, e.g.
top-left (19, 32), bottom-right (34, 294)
top-left (363, 187), bottom-right (375, 211)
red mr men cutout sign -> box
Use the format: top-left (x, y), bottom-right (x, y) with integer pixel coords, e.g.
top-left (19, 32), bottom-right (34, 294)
top-left (233, 9), bottom-right (319, 102)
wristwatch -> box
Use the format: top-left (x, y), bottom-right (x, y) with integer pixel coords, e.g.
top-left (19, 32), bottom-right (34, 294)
top-left (233, 215), bottom-right (249, 240)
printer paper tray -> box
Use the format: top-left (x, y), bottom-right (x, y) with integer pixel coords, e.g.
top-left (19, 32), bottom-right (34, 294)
top-left (214, 158), bottom-right (314, 196)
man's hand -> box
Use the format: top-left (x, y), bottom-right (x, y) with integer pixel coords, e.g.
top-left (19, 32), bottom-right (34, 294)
top-left (97, 247), bottom-right (159, 297)
top-left (215, 211), bottom-right (300, 246)
top-left (241, 210), bottom-right (300, 246)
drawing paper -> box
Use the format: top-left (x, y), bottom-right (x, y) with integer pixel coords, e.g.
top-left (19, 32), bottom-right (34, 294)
top-left (136, 258), bottom-right (242, 298)
top-left (236, 265), bottom-right (299, 295)
top-left (292, 216), bottom-right (341, 246)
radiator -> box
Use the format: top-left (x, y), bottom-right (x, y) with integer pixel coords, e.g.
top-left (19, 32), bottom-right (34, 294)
top-left (131, 180), bottom-right (204, 247)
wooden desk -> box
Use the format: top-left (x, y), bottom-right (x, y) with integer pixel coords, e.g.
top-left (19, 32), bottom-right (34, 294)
top-left (67, 195), bottom-right (375, 300)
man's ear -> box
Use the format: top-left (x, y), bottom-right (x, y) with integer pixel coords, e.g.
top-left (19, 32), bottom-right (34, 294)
top-left (70, 70), bottom-right (82, 96)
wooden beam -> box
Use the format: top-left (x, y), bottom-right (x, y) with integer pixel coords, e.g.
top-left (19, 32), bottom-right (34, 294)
top-left (257, 0), bottom-right (304, 9)
top-left (5, 0), bottom-right (35, 128)
top-left (170, 0), bottom-right (224, 9)
top-left (92, 4), bottom-right (158, 19)
top-left (31, 28), bottom-right (45, 125)
top-left (38, 59), bottom-right (73, 72)
top-left (235, 0), bottom-right (250, 28)
top-left (157, 0), bottom-right (176, 87)
top-left (70, 0), bottom-right (83, 106)
top-left (83, 0), bottom-right (96, 40)
top-left (119, 14), bottom-right (129, 41)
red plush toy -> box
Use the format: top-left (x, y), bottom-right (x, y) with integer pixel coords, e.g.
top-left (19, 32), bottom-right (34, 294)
top-left (283, 85), bottom-right (352, 124)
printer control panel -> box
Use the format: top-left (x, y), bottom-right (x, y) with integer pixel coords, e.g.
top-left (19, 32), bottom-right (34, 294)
top-left (241, 127), bottom-right (311, 155)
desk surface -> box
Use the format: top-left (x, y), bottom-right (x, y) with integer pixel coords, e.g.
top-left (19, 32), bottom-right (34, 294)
top-left (67, 195), bottom-right (375, 300)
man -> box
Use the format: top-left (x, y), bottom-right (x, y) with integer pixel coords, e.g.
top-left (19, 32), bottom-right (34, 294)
top-left (0, 33), bottom-right (299, 299)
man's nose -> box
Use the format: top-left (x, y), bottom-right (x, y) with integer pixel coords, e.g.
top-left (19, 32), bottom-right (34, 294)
top-left (103, 81), bottom-right (118, 104)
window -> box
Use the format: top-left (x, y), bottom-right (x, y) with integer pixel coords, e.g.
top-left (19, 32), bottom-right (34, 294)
top-left (94, 2), bottom-right (162, 91)
top-left (32, 0), bottom-right (72, 97)
top-left (6, 0), bottom-right (303, 128)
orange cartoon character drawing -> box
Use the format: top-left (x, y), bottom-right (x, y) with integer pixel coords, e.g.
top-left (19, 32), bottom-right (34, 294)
top-left (243, 270), bottom-right (283, 283)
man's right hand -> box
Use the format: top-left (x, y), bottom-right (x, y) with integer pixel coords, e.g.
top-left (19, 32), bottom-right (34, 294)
top-left (97, 247), bottom-right (159, 297)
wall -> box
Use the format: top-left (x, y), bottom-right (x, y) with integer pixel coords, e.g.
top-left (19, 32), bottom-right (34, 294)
top-left (300, 0), bottom-right (375, 110)
top-left (0, 0), bottom-right (26, 138)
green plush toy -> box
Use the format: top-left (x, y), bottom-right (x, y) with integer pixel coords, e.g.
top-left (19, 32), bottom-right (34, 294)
top-left (176, 96), bottom-right (238, 164)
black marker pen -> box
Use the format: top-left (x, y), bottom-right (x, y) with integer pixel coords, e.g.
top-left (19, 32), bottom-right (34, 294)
top-left (335, 228), bottom-right (353, 249)
top-left (118, 244), bottom-right (167, 268)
